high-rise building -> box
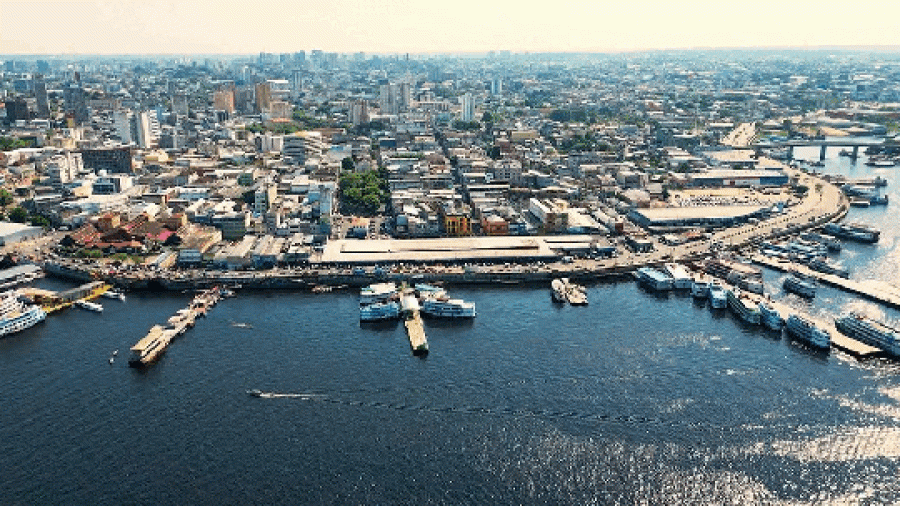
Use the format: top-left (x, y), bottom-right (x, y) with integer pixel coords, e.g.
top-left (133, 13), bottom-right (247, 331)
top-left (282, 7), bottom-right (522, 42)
top-left (3, 98), bottom-right (30, 123)
top-left (173, 94), bottom-right (189, 115)
top-left (399, 83), bottom-right (412, 112)
top-left (379, 84), bottom-right (399, 115)
top-left (460, 93), bottom-right (475, 122)
top-left (135, 111), bottom-right (158, 149)
top-left (349, 100), bottom-right (370, 126)
top-left (255, 82), bottom-right (271, 114)
top-left (63, 84), bottom-right (89, 126)
top-left (113, 110), bottom-right (157, 148)
top-left (491, 77), bottom-right (503, 95)
top-left (213, 89), bottom-right (235, 113)
top-left (33, 75), bottom-right (50, 118)
top-left (114, 110), bottom-right (135, 144)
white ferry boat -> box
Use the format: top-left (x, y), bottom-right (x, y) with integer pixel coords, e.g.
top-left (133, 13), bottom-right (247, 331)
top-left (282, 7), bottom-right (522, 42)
top-left (708, 283), bottom-right (728, 309)
top-left (360, 283), bottom-right (398, 305)
top-left (0, 290), bottom-right (46, 338)
top-left (758, 301), bottom-right (784, 331)
top-left (785, 315), bottom-right (831, 350)
top-left (727, 289), bottom-right (760, 325)
top-left (360, 301), bottom-right (400, 322)
top-left (421, 298), bottom-right (476, 318)
top-left (101, 290), bottom-right (126, 301)
top-left (691, 275), bottom-right (710, 299)
top-left (75, 299), bottom-right (103, 312)
top-left (834, 313), bottom-right (900, 357)
top-left (551, 279), bottom-right (568, 303)
top-left (663, 263), bottom-right (692, 290)
top-left (635, 267), bottom-right (673, 291)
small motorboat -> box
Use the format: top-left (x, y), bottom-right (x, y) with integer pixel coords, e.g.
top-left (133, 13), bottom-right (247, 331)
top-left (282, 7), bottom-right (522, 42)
top-left (247, 389), bottom-right (264, 398)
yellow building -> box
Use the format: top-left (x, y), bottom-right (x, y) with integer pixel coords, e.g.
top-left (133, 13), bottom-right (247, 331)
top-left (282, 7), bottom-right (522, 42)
top-left (439, 205), bottom-right (472, 236)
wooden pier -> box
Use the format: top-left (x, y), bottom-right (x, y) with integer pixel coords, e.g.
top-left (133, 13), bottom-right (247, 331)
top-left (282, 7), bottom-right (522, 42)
top-left (752, 255), bottom-right (900, 310)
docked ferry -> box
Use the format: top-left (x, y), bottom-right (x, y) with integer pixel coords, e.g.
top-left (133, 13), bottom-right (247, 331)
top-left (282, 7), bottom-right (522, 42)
top-left (758, 301), bottom-right (784, 331)
top-left (708, 283), bottom-right (728, 309)
top-left (635, 267), bottom-right (673, 291)
top-left (421, 298), bottom-right (476, 318)
top-left (783, 275), bottom-right (816, 299)
top-left (808, 258), bottom-right (849, 279)
top-left (360, 283), bottom-right (398, 305)
top-left (663, 263), bottom-right (692, 290)
top-left (691, 275), bottom-right (710, 299)
top-left (785, 315), bottom-right (831, 350)
top-left (360, 301), bottom-right (400, 322)
top-left (834, 313), bottom-right (900, 358)
top-left (822, 222), bottom-right (880, 243)
top-left (551, 278), bottom-right (568, 303)
top-left (727, 289), bottom-right (761, 325)
top-left (0, 290), bottom-right (46, 338)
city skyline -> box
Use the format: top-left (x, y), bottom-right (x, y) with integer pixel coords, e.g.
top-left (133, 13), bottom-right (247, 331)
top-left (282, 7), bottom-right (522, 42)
top-left (2, 0), bottom-right (900, 56)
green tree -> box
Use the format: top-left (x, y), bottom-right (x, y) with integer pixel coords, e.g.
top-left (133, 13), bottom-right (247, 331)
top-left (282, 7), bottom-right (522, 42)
top-left (342, 157), bottom-right (355, 172)
top-left (29, 214), bottom-right (50, 227)
top-left (0, 189), bottom-right (13, 207)
top-left (8, 207), bottom-right (28, 223)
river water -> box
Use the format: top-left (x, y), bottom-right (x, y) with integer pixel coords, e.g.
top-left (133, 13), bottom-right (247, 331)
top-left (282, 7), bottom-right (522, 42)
top-left (2, 142), bottom-right (900, 505)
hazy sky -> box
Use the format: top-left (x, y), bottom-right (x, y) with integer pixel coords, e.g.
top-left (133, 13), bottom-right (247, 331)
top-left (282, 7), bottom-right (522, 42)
top-left (2, 0), bottom-right (900, 55)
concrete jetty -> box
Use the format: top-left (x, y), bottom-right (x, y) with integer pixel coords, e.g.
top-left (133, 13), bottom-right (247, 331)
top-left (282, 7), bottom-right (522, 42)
top-left (400, 292), bottom-right (428, 355)
top-left (752, 255), bottom-right (900, 310)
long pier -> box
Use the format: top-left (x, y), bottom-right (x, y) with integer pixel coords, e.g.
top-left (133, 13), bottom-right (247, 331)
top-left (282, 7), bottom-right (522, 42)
top-left (128, 286), bottom-right (223, 367)
top-left (763, 298), bottom-right (880, 358)
top-left (400, 291), bottom-right (428, 355)
top-left (751, 255), bottom-right (900, 310)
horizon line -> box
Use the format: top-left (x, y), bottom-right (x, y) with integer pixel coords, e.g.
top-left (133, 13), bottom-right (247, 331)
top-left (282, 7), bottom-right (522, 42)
top-left (4, 44), bottom-right (900, 59)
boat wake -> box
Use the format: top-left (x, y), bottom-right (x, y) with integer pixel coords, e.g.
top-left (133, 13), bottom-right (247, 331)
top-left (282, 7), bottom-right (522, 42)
top-left (248, 390), bottom-right (325, 400)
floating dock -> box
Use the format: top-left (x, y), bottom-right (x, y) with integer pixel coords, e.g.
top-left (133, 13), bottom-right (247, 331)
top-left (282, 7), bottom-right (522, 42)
top-left (752, 255), bottom-right (900, 310)
top-left (128, 286), bottom-right (222, 367)
top-left (401, 291), bottom-right (428, 355)
top-left (35, 281), bottom-right (111, 314)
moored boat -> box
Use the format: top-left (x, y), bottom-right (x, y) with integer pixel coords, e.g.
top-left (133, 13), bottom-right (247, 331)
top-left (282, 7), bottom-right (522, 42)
top-left (691, 274), bottom-right (710, 299)
top-left (0, 290), bottom-right (46, 338)
top-left (360, 283), bottom-right (398, 305)
top-left (708, 283), bottom-right (728, 309)
top-left (783, 275), bottom-right (816, 299)
top-left (551, 278), bottom-right (568, 303)
top-left (822, 222), bottom-right (880, 243)
top-left (663, 263), bottom-right (692, 290)
top-left (727, 289), bottom-right (761, 325)
top-left (360, 301), bottom-right (401, 322)
top-left (834, 313), bottom-right (900, 358)
top-left (758, 301), bottom-right (784, 331)
top-left (785, 315), bottom-right (831, 350)
top-left (421, 298), bottom-right (476, 318)
top-left (75, 299), bottom-right (103, 312)
top-left (635, 267), bottom-right (673, 291)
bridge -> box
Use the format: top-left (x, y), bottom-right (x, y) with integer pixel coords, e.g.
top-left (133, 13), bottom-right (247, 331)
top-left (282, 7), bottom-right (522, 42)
top-left (747, 138), bottom-right (885, 161)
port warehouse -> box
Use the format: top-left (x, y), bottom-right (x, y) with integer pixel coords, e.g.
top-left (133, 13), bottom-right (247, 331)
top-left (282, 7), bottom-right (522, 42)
top-left (318, 235), bottom-right (615, 265)
top-left (686, 170), bottom-right (790, 188)
top-left (628, 205), bottom-right (771, 230)
top-left (0, 222), bottom-right (44, 246)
